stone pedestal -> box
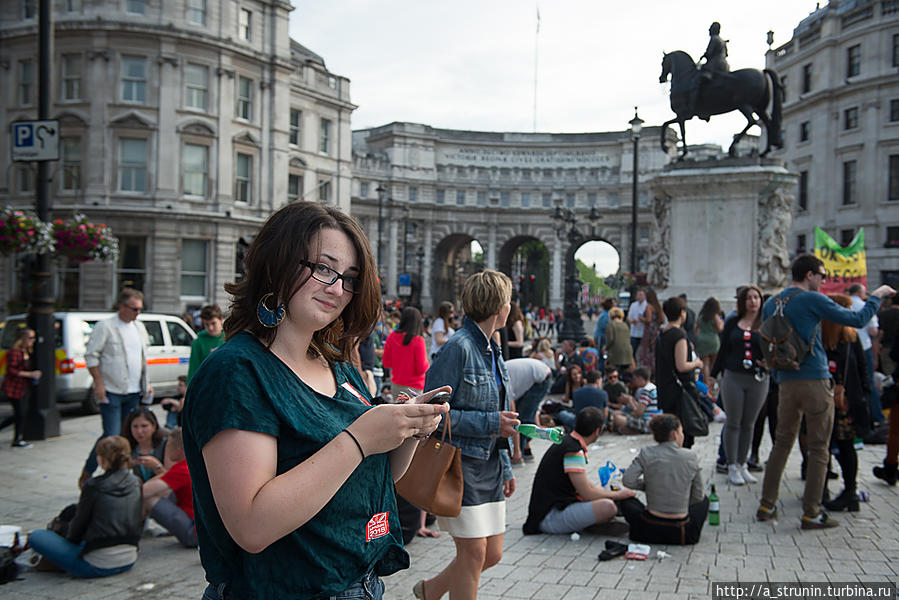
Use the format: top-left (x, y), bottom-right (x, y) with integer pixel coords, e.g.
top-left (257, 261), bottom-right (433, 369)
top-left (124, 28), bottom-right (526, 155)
top-left (646, 157), bottom-right (798, 309)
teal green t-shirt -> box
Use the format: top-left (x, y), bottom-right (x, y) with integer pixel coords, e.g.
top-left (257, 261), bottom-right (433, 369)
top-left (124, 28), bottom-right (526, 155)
top-left (182, 332), bottom-right (409, 599)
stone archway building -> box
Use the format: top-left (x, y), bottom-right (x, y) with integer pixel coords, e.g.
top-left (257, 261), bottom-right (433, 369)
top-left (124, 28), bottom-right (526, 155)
top-left (351, 122), bottom-right (676, 313)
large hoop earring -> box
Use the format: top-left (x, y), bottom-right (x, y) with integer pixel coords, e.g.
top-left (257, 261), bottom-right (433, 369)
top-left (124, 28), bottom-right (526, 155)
top-left (256, 293), bottom-right (285, 328)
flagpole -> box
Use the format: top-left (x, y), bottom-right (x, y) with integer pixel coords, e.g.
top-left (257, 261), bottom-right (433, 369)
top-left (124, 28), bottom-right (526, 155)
top-left (533, 4), bottom-right (540, 132)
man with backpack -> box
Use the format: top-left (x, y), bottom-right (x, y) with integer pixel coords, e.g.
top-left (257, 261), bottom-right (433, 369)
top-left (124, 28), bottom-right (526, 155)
top-left (756, 254), bottom-right (895, 530)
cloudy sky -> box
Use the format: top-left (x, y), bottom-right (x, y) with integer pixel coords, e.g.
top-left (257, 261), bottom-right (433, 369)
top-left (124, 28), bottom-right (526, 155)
top-left (289, 1), bottom-right (818, 275)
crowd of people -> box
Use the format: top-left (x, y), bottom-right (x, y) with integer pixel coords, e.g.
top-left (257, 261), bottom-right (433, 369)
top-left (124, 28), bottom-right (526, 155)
top-left (4, 200), bottom-right (898, 600)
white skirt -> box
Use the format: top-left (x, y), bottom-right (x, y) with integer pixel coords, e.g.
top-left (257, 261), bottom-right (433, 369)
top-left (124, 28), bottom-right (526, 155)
top-left (437, 500), bottom-right (506, 538)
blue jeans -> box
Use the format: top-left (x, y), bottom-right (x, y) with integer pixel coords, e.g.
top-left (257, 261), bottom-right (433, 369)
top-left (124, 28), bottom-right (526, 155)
top-left (28, 529), bottom-right (135, 578)
top-left (201, 571), bottom-right (384, 600)
top-left (516, 377), bottom-right (552, 450)
top-left (865, 347), bottom-right (885, 423)
top-left (151, 495), bottom-right (197, 547)
top-left (83, 392), bottom-right (141, 475)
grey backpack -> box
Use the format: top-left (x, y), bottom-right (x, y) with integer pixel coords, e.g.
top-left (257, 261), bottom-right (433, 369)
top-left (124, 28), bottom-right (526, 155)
top-left (759, 290), bottom-right (816, 371)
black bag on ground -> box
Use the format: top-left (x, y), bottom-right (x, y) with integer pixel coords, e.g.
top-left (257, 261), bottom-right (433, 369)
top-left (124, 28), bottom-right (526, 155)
top-left (0, 547), bottom-right (17, 585)
top-left (47, 503), bottom-right (77, 537)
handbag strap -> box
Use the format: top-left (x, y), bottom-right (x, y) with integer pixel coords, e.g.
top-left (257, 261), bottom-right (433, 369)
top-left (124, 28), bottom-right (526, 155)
top-left (439, 410), bottom-right (453, 444)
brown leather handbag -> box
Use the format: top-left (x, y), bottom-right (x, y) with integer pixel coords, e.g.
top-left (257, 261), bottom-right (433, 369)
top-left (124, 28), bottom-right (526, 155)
top-left (395, 412), bottom-right (463, 518)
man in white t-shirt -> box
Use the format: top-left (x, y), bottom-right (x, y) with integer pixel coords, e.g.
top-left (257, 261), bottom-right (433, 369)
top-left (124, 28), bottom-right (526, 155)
top-left (627, 289), bottom-right (648, 358)
top-left (506, 358), bottom-right (553, 462)
top-left (79, 288), bottom-right (152, 488)
top-left (849, 284), bottom-right (884, 423)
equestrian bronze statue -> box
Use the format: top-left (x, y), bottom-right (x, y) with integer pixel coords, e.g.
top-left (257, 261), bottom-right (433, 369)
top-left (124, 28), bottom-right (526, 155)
top-left (658, 23), bottom-right (783, 159)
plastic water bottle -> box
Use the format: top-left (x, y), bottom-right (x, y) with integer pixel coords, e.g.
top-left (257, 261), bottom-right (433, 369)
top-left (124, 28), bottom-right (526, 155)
top-left (853, 437), bottom-right (864, 450)
top-left (515, 424), bottom-right (564, 444)
top-left (708, 484), bottom-right (720, 526)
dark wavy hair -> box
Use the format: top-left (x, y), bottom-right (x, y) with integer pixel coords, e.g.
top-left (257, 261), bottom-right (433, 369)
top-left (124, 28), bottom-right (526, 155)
top-left (698, 296), bottom-right (721, 324)
top-left (223, 202), bottom-right (380, 365)
top-left (121, 407), bottom-right (165, 451)
top-left (396, 306), bottom-right (423, 346)
top-left (736, 284), bottom-right (764, 331)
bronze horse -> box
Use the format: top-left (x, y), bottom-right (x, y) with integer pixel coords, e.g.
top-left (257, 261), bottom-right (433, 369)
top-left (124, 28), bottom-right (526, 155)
top-left (658, 50), bottom-right (783, 158)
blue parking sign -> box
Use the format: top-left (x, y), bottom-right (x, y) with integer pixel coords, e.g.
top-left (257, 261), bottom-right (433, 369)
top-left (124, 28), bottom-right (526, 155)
top-left (10, 120), bottom-right (59, 161)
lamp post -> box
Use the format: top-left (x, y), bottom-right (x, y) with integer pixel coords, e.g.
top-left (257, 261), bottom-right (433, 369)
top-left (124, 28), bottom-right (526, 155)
top-left (629, 108), bottom-right (643, 277)
top-left (375, 184), bottom-right (386, 269)
top-left (552, 202), bottom-right (601, 343)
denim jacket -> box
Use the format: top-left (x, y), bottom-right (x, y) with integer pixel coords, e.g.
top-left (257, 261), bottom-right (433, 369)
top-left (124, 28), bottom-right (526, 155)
top-left (425, 317), bottom-right (513, 482)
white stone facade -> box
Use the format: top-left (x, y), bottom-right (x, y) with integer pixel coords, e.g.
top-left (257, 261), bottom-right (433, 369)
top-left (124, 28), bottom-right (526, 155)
top-left (0, 0), bottom-right (354, 317)
top-left (351, 123), bottom-right (676, 313)
top-left (766, 0), bottom-right (899, 285)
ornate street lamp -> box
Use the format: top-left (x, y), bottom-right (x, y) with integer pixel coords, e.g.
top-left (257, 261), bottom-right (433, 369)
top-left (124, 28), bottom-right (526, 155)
top-left (552, 201), bottom-right (601, 343)
top-left (629, 108), bottom-right (643, 277)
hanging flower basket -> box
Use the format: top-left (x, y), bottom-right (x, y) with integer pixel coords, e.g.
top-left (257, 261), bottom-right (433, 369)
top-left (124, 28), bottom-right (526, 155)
top-left (52, 214), bottom-right (119, 263)
top-left (0, 206), bottom-right (54, 256)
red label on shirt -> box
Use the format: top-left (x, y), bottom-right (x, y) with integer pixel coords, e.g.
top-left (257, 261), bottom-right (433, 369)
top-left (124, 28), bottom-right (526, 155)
top-left (366, 512), bottom-right (389, 542)
top-left (341, 382), bottom-right (371, 406)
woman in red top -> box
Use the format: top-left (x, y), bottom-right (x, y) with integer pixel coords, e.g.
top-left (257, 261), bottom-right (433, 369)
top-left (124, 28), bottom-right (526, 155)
top-left (1, 327), bottom-right (42, 447)
top-left (382, 307), bottom-right (429, 398)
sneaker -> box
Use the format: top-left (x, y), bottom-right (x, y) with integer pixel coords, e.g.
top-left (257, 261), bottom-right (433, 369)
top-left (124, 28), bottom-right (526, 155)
top-left (739, 464), bottom-right (758, 484)
top-left (746, 460), bottom-right (764, 472)
top-left (800, 512), bottom-right (840, 530)
top-left (522, 448), bottom-right (535, 463)
top-left (716, 461), bottom-right (728, 474)
top-left (11, 440), bottom-right (32, 449)
top-left (728, 464), bottom-right (745, 486)
top-left (756, 505), bottom-right (777, 521)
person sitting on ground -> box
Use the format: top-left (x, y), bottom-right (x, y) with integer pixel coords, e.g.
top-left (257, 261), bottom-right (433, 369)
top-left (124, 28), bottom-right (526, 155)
top-left (604, 366), bottom-right (631, 410)
top-left (523, 407), bottom-right (636, 535)
top-left (611, 367), bottom-right (659, 434)
top-left (556, 370), bottom-right (609, 430)
top-left (620, 413), bottom-right (708, 544)
top-left (160, 375), bottom-right (187, 430)
top-left (122, 407), bottom-right (168, 482)
top-left (142, 427), bottom-right (197, 548)
top-left (29, 435), bottom-right (143, 577)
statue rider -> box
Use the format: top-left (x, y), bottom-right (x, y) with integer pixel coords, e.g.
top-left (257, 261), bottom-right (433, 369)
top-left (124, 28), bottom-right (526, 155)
top-left (691, 22), bottom-right (729, 121)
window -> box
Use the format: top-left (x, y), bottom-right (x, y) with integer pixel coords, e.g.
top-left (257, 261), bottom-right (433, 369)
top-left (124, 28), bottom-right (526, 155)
top-left (183, 144), bottom-right (207, 196)
top-left (890, 155), bottom-right (899, 201)
top-left (500, 191), bottom-right (510, 207)
top-left (65, 0), bottom-right (82, 11)
top-left (184, 64), bottom-right (208, 110)
top-left (799, 121), bottom-right (810, 142)
top-left (289, 109), bottom-right (301, 145)
top-left (121, 56), bottom-right (146, 103)
top-left (61, 137), bottom-right (81, 191)
top-left (181, 240), bottom-right (208, 297)
top-left (521, 192), bottom-right (530, 208)
top-left (117, 236), bottom-right (146, 291)
top-left (844, 107), bottom-right (859, 130)
top-left (477, 190), bottom-right (487, 206)
top-left (239, 8), bottom-right (252, 41)
top-left (167, 321), bottom-right (195, 347)
top-left (798, 170), bottom-right (808, 211)
top-left (188, 0), bottom-right (206, 25)
top-left (236, 76), bottom-right (252, 120)
top-left (893, 34), bottom-right (899, 67)
top-left (891, 99), bottom-right (899, 122)
top-left (126, 0), bottom-right (145, 14)
top-left (840, 229), bottom-right (855, 246)
top-left (57, 258), bottom-right (80, 309)
top-left (235, 153), bottom-right (252, 203)
top-left (587, 192), bottom-right (597, 206)
top-left (847, 44), bottom-right (860, 77)
top-left (408, 187), bottom-right (417, 202)
top-left (143, 321), bottom-right (164, 346)
top-left (17, 165), bottom-right (33, 193)
top-left (318, 180), bottom-right (331, 203)
top-left (119, 138), bottom-right (147, 192)
top-left (360, 182), bottom-right (368, 198)
top-left (18, 60), bottom-right (33, 106)
top-left (608, 192), bottom-right (619, 208)
top-left (887, 226), bottom-right (899, 247)
top-left (319, 118), bottom-right (331, 154)
top-left (566, 193), bottom-right (575, 208)
top-left (842, 160), bottom-right (857, 205)
top-left (542, 192), bottom-right (551, 208)
top-left (61, 54), bottom-right (82, 101)
top-left (456, 190), bottom-right (465, 205)
top-left (22, 0), bottom-right (36, 18)
top-left (801, 63), bottom-right (812, 93)
top-left (436, 190), bottom-right (445, 204)
top-left (288, 174), bottom-right (302, 202)
top-left (797, 234), bottom-right (807, 254)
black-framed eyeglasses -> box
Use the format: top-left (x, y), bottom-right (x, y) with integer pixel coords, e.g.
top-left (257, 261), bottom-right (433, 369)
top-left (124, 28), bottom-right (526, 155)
top-left (300, 260), bottom-right (359, 294)
top-left (125, 305), bottom-right (142, 312)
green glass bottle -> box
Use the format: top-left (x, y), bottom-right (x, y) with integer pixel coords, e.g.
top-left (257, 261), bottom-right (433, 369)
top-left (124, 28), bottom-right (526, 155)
top-left (708, 484), bottom-right (720, 526)
top-left (515, 424), bottom-right (564, 444)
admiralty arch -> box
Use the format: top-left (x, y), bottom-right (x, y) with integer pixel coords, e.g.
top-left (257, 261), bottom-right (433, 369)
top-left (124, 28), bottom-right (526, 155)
top-left (350, 122), bottom-right (676, 312)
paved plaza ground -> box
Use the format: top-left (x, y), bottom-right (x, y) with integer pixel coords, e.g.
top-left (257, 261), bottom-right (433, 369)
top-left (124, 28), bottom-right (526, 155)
top-left (1, 404), bottom-right (897, 600)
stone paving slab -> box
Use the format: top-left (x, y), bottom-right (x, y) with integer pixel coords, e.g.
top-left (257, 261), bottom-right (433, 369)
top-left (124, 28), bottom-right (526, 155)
top-left (0, 405), bottom-right (897, 599)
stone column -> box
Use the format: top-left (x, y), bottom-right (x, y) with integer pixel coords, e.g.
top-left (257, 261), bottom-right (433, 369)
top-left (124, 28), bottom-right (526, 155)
top-left (487, 222), bottom-right (497, 270)
top-left (550, 236), bottom-right (563, 309)
top-left (421, 224), bottom-right (433, 310)
top-left (387, 219), bottom-right (399, 297)
top-left (647, 158), bottom-right (798, 307)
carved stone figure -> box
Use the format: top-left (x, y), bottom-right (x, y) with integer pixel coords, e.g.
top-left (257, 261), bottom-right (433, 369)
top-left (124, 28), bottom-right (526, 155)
top-left (646, 194), bottom-right (671, 289)
top-left (756, 187), bottom-right (792, 289)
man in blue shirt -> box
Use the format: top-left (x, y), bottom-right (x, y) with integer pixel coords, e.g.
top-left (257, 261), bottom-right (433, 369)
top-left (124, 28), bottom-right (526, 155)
top-left (756, 254), bottom-right (895, 530)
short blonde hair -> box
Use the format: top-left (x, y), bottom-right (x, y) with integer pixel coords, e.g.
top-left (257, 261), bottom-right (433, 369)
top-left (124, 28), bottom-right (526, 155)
top-left (461, 270), bottom-right (512, 322)
top-left (609, 307), bottom-right (625, 320)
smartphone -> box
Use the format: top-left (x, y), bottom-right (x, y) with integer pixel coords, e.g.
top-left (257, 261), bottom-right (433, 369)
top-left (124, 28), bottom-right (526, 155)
top-left (428, 391), bottom-right (452, 404)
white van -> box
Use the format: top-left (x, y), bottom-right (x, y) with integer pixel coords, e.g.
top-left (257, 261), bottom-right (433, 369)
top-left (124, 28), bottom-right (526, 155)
top-left (0, 312), bottom-right (196, 413)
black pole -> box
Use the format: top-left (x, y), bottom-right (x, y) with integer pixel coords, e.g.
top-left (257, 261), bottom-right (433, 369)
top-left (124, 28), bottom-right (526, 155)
top-left (630, 134), bottom-right (639, 276)
top-left (25, 0), bottom-right (60, 440)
